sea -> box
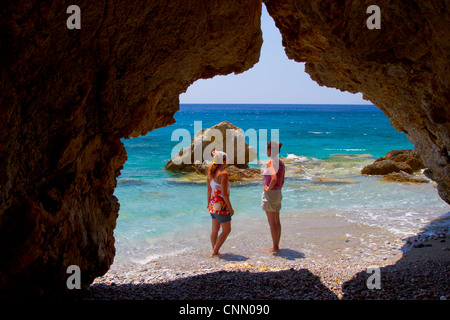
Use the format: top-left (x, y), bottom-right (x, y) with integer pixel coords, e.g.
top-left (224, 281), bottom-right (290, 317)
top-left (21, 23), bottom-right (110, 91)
top-left (113, 104), bottom-right (449, 264)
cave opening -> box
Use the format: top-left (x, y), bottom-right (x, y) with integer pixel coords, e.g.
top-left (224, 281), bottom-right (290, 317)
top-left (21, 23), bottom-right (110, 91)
top-left (2, 0), bottom-right (449, 300)
top-left (110, 6), bottom-right (449, 269)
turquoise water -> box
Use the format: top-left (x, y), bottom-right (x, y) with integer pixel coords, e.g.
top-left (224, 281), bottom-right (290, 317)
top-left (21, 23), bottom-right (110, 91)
top-left (114, 104), bottom-right (449, 260)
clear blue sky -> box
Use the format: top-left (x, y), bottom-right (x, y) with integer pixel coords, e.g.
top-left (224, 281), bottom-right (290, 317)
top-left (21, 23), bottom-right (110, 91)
top-left (180, 6), bottom-right (371, 105)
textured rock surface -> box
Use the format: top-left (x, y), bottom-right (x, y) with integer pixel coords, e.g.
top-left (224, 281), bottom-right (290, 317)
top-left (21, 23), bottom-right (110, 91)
top-left (384, 150), bottom-right (425, 172)
top-left (0, 0), bottom-right (262, 297)
top-left (169, 164), bottom-right (262, 183)
top-left (381, 171), bottom-right (430, 184)
top-left (361, 159), bottom-right (414, 175)
top-left (264, 0), bottom-right (449, 203)
top-left (163, 121), bottom-right (258, 170)
top-left (361, 149), bottom-right (425, 175)
top-left (163, 121), bottom-right (260, 182)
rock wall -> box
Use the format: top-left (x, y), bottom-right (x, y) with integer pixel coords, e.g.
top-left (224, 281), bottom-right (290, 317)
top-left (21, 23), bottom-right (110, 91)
top-left (264, 0), bottom-right (449, 204)
top-left (0, 0), bottom-right (262, 296)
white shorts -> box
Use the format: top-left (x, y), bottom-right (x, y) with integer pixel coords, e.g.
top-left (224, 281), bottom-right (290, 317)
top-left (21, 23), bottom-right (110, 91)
top-left (261, 189), bottom-right (282, 212)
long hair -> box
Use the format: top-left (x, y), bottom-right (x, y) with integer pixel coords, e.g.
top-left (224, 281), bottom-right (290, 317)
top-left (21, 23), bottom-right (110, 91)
top-left (207, 153), bottom-right (226, 180)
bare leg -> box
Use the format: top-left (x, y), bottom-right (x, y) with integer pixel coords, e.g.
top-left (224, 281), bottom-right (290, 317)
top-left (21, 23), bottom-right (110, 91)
top-left (265, 211), bottom-right (281, 252)
top-left (210, 219), bottom-right (220, 250)
top-left (275, 211), bottom-right (281, 245)
top-left (212, 221), bottom-right (231, 256)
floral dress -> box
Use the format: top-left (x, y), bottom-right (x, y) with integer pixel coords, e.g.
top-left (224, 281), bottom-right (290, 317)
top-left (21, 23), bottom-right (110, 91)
top-left (208, 179), bottom-right (231, 215)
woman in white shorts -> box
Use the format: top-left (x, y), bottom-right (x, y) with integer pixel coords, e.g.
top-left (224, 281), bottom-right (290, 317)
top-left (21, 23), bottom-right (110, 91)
top-left (262, 141), bottom-right (285, 253)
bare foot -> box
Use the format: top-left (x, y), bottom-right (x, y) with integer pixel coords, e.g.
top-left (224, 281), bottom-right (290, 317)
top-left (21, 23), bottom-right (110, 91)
top-left (265, 247), bottom-right (279, 253)
top-left (211, 252), bottom-right (224, 257)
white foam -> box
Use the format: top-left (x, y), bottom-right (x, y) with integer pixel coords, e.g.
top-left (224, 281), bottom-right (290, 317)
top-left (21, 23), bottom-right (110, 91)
top-left (285, 153), bottom-right (311, 162)
top-left (129, 247), bottom-right (191, 265)
top-left (324, 148), bottom-right (366, 152)
top-left (336, 207), bottom-right (450, 238)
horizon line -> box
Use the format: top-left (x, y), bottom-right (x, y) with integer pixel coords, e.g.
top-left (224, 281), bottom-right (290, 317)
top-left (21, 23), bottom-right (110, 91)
top-left (179, 102), bottom-right (375, 105)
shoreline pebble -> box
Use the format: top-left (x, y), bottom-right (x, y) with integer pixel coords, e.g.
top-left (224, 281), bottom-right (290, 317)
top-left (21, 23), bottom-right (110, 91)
top-left (82, 224), bottom-right (450, 300)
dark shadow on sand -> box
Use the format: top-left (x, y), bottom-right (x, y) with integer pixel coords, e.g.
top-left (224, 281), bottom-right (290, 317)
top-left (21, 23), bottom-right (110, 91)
top-left (82, 269), bottom-right (337, 300)
top-left (341, 211), bottom-right (450, 300)
top-left (217, 253), bottom-right (249, 262)
top-left (273, 248), bottom-right (305, 261)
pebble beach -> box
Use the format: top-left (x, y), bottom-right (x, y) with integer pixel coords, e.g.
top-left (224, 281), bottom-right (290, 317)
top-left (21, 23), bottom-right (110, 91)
top-left (82, 212), bottom-right (450, 300)
top-left (81, 104), bottom-right (450, 301)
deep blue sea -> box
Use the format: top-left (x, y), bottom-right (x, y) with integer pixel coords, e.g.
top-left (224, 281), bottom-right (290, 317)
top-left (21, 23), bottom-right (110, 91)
top-left (113, 104), bottom-right (449, 263)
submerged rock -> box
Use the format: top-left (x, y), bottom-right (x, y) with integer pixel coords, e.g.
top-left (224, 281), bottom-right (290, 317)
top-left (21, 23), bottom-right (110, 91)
top-left (168, 163), bottom-right (261, 183)
top-left (313, 177), bottom-right (359, 184)
top-left (223, 166), bottom-right (262, 182)
top-left (381, 171), bottom-right (430, 184)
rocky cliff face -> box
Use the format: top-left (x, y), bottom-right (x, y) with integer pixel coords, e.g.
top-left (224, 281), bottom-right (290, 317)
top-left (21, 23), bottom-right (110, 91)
top-left (0, 0), bottom-right (262, 296)
top-left (1, 0), bottom-right (449, 297)
top-left (264, 0), bottom-right (449, 203)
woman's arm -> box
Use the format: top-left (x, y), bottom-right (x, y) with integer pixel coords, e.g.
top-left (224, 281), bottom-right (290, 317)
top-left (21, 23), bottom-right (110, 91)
top-left (207, 178), bottom-right (212, 209)
top-left (264, 160), bottom-right (277, 191)
top-left (220, 173), bottom-right (234, 215)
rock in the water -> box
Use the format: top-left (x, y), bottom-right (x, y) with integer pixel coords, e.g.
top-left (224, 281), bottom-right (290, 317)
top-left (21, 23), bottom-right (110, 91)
top-left (381, 171), bottom-right (430, 184)
top-left (223, 165), bottom-right (262, 182)
top-left (314, 177), bottom-right (359, 184)
top-left (361, 149), bottom-right (425, 175)
top-left (163, 121), bottom-right (258, 175)
top-left (361, 159), bottom-right (414, 175)
top-left (384, 150), bottom-right (425, 172)
top-left (168, 163), bottom-right (261, 183)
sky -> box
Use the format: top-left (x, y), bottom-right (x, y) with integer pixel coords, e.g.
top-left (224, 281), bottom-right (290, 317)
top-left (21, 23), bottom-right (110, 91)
top-left (180, 6), bottom-right (371, 105)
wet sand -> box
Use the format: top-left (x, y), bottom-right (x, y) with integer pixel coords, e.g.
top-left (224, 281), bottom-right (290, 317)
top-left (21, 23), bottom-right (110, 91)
top-left (83, 212), bottom-right (450, 300)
